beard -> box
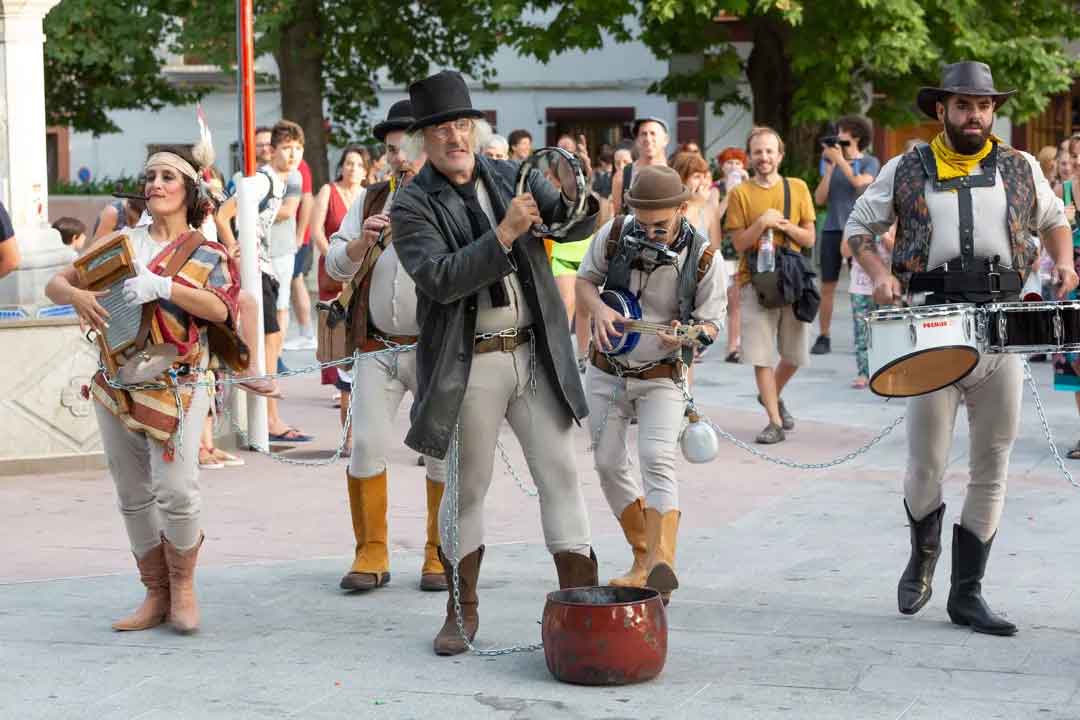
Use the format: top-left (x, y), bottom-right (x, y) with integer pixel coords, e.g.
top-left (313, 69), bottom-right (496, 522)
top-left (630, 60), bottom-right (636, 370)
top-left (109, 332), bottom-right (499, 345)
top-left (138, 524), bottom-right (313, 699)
top-left (944, 115), bottom-right (992, 155)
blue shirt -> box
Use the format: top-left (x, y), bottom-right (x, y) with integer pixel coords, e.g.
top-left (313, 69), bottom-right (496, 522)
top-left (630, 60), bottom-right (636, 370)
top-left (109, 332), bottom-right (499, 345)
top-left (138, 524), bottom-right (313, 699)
top-left (823, 154), bottom-right (880, 232)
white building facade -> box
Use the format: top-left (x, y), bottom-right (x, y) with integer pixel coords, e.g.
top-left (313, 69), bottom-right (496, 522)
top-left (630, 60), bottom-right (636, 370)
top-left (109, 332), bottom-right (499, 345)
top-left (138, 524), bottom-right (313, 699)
top-left (56, 36), bottom-right (755, 184)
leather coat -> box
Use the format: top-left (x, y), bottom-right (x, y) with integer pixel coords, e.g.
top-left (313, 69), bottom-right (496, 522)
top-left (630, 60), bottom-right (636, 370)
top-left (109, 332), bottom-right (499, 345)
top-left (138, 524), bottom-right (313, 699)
top-left (391, 154), bottom-right (598, 458)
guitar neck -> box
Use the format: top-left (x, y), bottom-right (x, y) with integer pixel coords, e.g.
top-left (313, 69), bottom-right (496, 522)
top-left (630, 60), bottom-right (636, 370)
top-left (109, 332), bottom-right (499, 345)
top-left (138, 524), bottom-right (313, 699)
top-left (621, 319), bottom-right (706, 342)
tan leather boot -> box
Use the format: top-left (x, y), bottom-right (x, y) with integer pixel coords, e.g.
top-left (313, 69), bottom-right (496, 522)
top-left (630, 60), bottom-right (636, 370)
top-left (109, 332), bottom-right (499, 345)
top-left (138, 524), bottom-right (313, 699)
top-left (340, 470), bottom-right (390, 591)
top-left (553, 549), bottom-right (599, 589)
top-left (162, 533), bottom-right (204, 634)
top-left (608, 498), bottom-right (648, 587)
top-left (645, 508), bottom-right (681, 605)
top-left (433, 546), bottom-right (483, 656)
top-left (420, 479), bottom-right (447, 591)
top-left (112, 543), bottom-right (170, 631)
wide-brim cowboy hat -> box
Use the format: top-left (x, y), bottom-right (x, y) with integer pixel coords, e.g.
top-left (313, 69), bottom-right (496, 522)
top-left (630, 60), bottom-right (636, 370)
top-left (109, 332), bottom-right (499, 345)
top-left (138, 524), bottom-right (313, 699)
top-left (407, 70), bottom-right (485, 132)
top-left (373, 99), bottom-right (415, 142)
top-left (916, 61), bottom-right (1016, 119)
top-left (625, 165), bottom-right (691, 209)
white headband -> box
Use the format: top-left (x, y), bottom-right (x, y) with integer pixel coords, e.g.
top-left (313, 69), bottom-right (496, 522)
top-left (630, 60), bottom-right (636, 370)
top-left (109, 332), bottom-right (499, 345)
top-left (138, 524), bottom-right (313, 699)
top-left (145, 152), bottom-right (199, 182)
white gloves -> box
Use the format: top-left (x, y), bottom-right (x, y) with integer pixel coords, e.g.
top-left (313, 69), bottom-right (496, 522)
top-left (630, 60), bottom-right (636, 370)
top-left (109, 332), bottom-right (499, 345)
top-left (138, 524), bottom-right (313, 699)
top-left (123, 262), bottom-right (173, 305)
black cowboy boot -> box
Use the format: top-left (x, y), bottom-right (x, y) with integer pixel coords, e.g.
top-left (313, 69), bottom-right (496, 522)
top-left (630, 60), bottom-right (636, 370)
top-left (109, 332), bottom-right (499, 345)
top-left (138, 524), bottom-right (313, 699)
top-left (898, 501), bottom-right (945, 615)
top-left (946, 524), bottom-right (1017, 636)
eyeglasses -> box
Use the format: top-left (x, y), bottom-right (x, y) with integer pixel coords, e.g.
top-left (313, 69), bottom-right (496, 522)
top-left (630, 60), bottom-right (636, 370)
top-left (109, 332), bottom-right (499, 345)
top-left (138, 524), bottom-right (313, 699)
top-left (837, 140), bottom-right (852, 148)
top-left (429, 118), bottom-right (474, 141)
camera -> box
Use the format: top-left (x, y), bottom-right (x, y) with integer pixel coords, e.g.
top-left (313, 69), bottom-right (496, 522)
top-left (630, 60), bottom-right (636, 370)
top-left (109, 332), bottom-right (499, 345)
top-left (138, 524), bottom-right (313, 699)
top-left (821, 135), bottom-right (840, 148)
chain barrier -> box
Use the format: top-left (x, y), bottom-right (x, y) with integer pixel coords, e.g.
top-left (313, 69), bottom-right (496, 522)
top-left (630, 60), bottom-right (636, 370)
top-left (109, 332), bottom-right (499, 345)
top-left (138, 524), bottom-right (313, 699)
top-left (443, 423), bottom-right (544, 656)
top-left (1022, 359), bottom-right (1077, 489)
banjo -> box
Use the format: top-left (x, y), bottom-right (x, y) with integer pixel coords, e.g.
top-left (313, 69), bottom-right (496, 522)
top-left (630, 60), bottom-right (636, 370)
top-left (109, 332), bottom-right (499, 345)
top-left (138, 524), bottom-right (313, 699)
top-left (600, 287), bottom-right (711, 356)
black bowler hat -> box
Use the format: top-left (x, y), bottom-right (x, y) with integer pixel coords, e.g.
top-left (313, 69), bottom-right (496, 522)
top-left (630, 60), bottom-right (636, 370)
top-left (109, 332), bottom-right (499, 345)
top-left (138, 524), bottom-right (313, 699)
top-left (373, 100), bottom-right (415, 142)
top-left (916, 61), bottom-right (1016, 119)
top-left (407, 70), bottom-right (486, 132)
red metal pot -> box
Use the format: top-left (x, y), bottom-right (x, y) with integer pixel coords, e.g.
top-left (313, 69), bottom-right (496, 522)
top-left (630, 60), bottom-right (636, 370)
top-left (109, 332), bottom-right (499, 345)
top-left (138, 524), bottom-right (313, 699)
top-left (541, 586), bottom-right (667, 685)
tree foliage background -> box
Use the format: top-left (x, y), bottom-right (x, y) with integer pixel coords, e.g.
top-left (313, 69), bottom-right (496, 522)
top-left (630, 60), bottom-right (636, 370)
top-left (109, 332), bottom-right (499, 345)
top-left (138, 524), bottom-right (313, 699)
top-left (44, 0), bottom-right (1080, 184)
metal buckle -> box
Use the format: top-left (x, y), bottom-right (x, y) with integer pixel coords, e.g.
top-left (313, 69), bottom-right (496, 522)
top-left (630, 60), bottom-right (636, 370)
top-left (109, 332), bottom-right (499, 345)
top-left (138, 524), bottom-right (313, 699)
top-left (988, 271), bottom-right (1001, 293)
top-left (500, 334), bottom-right (515, 352)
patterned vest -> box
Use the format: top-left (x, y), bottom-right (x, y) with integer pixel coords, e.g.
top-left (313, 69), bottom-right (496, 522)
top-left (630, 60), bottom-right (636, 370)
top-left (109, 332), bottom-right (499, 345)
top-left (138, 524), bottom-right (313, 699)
top-left (890, 142), bottom-right (1037, 294)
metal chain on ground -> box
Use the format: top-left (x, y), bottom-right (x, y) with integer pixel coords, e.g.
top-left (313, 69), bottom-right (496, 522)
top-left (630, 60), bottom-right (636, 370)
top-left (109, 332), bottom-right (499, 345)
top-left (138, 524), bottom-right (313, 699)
top-left (1022, 359), bottom-right (1078, 489)
top-left (677, 383), bottom-right (906, 470)
top-left (443, 423), bottom-right (543, 656)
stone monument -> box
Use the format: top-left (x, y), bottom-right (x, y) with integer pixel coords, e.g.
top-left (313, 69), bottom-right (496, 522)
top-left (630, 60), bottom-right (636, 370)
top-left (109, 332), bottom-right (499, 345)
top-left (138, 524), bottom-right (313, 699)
top-left (0, 0), bottom-right (103, 474)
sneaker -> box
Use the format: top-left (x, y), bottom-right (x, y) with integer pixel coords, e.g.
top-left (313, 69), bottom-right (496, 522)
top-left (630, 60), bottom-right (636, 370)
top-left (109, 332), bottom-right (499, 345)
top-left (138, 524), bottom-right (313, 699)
top-left (755, 423), bottom-right (785, 444)
top-left (282, 336), bottom-right (310, 351)
top-left (211, 448), bottom-right (245, 467)
top-left (724, 350), bottom-right (741, 364)
top-left (276, 358), bottom-right (289, 374)
top-left (757, 395), bottom-right (795, 431)
top-left (811, 335), bottom-right (831, 355)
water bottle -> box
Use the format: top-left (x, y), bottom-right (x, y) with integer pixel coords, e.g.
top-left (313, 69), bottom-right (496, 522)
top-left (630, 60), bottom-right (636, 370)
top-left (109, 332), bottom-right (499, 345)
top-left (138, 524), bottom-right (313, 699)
top-left (756, 228), bottom-right (775, 273)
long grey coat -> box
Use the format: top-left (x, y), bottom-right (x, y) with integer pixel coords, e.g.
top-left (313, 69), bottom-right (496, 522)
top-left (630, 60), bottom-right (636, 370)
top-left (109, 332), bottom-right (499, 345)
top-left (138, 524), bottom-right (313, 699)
top-left (391, 154), bottom-right (598, 458)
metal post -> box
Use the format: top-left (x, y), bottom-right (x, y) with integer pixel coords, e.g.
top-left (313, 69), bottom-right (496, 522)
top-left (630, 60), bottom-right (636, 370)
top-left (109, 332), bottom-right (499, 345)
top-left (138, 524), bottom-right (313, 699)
top-left (235, 0), bottom-right (268, 450)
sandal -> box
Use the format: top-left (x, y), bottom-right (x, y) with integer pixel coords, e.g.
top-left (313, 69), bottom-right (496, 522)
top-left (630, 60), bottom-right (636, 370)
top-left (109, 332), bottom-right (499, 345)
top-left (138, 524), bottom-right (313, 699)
top-left (237, 377), bottom-right (283, 399)
top-left (755, 423), bottom-right (786, 445)
top-left (211, 448), bottom-right (245, 467)
top-left (852, 376), bottom-right (869, 389)
top-left (269, 428), bottom-right (314, 443)
top-left (1067, 442), bottom-right (1080, 460)
top-left (198, 447), bottom-right (224, 470)
top-left (725, 350), bottom-right (741, 364)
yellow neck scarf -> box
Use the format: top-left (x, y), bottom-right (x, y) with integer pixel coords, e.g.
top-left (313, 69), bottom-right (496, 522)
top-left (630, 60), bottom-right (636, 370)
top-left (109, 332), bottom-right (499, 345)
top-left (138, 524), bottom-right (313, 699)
top-left (929, 132), bottom-right (1002, 181)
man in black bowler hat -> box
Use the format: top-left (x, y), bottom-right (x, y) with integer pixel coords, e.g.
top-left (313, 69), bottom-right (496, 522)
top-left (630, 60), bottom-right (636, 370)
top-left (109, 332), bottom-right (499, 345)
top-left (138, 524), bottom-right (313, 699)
top-left (847, 61), bottom-right (1077, 636)
top-left (390, 70), bottom-right (602, 656)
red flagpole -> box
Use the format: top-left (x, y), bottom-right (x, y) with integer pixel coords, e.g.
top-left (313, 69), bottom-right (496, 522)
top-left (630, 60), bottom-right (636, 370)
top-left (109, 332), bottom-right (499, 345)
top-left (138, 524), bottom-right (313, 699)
top-left (238, 0), bottom-right (256, 176)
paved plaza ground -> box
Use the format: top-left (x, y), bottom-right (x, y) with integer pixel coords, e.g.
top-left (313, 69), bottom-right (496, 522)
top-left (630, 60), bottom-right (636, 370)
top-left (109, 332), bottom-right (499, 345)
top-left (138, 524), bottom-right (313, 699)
top-left (5, 290), bottom-right (1080, 719)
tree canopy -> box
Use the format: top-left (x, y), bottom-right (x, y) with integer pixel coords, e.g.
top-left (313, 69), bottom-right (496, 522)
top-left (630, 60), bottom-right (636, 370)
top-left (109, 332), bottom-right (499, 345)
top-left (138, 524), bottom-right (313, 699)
top-left (44, 0), bottom-right (1080, 182)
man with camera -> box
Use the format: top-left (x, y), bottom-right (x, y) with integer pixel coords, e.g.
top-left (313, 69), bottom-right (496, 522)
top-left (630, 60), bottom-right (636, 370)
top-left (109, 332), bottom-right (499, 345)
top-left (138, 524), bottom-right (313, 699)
top-left (812, 116), bottom-right (880, 355)
top-left (725, 127), bottom-right (817, 444)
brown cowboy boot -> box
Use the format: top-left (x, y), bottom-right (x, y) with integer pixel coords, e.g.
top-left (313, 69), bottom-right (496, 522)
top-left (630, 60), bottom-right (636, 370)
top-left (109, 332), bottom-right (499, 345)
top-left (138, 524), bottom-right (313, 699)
top-left (553, 549), bottom-right (599, 589)
top-left (608, 498), bottom-right (648, 587)
top-left (112, 543), bottom-right (170, 631)
top-left (433, 546), bottom-right (483, 656)
top-left (162, 533), bottom-right (204, 634)
top-left (340, 470), bottom-right (391, 591)
top-left (420, 478), bottom-right (448, 591)
top-left (645, 508), bottom-right (681, 605)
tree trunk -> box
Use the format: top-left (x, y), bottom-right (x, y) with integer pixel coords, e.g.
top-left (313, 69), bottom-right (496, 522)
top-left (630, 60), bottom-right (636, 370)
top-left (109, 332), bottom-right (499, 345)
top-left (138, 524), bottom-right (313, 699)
top-left (746, 15), bottom-right (793, 141)
top-left (745, 16), bottom-right (818, 175)
top-left (274, 0), bottom-right (329, 190)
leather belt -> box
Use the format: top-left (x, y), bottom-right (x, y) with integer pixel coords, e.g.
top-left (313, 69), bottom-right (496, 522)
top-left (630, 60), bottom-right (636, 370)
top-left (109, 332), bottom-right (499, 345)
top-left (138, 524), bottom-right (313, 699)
top-left (589, 348), bottom-right (683, 381)
top-left (360, 332), bottom-right (418, 353)
top-left (474, 327), bottom-right (533, 354)
top-left (909, 256), bottom-right (1021, 304)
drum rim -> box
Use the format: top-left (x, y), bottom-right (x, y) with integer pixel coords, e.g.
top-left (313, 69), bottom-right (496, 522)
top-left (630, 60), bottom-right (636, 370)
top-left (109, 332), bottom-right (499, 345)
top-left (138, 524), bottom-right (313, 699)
top-left (869, 345), bottom-right (980, 398)
top-left (869, 303), bottom-right (974, 321)
top-left (985, 301), bottom-right (1080, 311)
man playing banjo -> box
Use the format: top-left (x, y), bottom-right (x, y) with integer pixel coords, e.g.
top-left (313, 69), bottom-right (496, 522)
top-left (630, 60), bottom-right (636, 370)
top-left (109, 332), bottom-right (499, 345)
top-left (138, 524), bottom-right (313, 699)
top-left (391, 70), bottom-right (601, 656)
top-left (576, 165), bottom-right (726, 605)
top-left (846, 61), bottom-right (1078, 636)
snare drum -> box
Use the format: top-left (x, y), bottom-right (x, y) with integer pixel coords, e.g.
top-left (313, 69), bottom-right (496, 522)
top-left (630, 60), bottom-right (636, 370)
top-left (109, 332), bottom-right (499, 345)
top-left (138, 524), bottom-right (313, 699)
top-left (867, 304), bottom-right (980, 398)
top-left (982, 301), bottom-right (1080, 354)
